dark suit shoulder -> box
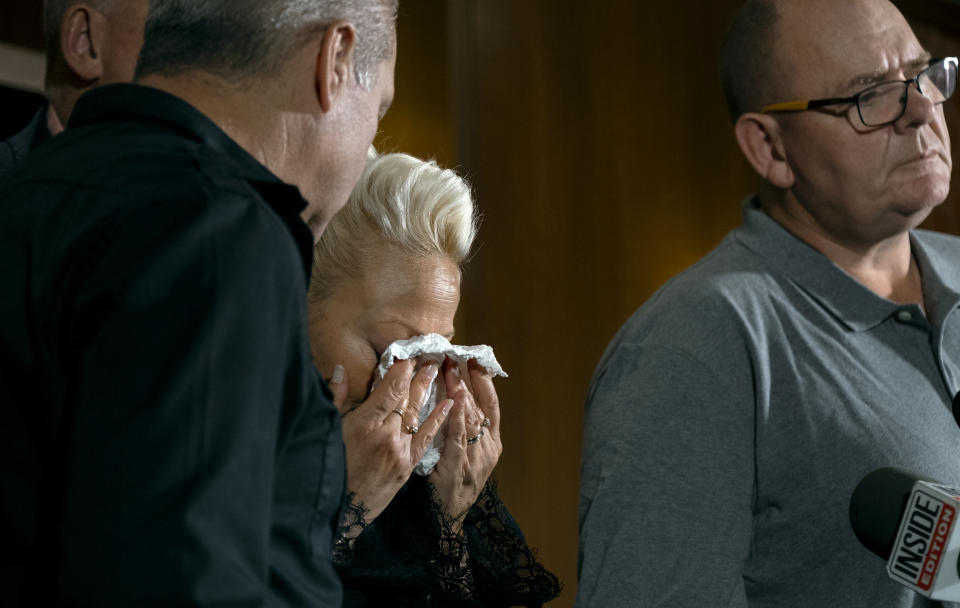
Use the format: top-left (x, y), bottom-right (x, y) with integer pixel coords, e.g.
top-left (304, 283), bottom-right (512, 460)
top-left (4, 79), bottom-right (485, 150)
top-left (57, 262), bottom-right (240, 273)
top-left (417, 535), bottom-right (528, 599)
top-left (0, 108), bottom-right (49, 181)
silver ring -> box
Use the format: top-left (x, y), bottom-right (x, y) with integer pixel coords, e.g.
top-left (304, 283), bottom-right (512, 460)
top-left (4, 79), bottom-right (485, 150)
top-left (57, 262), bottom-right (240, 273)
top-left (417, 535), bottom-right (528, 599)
top-left (480, 417), bottom-right (491, 428)
top-left (467, 430), bottom-right (484, 445)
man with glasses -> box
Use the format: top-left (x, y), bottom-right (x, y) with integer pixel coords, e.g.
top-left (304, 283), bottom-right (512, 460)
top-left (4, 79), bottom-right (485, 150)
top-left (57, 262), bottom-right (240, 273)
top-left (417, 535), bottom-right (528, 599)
top-left (578, 0), bottom-right (960, 605)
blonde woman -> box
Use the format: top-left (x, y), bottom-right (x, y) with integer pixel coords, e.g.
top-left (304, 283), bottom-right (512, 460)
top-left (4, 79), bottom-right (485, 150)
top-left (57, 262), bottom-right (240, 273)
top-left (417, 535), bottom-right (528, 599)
top-left (309, 151), bottom-right (560, 607)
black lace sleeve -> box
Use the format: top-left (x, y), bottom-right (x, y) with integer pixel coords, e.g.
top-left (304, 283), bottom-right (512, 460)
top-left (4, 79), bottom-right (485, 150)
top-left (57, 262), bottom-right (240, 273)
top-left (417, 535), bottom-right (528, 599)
top-left (334, 476), bottom-right (561, 608)
top-left (417, 481), bottom-right (477, 600)
top-left (461, 480), bottom-right (562, 607)
top-left (333, 489), bottom-right (370, 563)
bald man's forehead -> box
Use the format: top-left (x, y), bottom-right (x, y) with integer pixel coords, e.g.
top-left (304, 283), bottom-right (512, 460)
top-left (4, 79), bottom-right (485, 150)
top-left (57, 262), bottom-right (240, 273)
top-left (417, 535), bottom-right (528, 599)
top-left (774, 0), bottom-right (926, 97)
top-left (836, 53), bottom-right (931, 94)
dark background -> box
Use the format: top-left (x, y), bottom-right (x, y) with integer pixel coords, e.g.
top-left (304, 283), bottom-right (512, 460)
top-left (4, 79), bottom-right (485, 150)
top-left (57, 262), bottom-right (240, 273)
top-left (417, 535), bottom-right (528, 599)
top-left (0, 85), bottom-right (44, 139)
top-left (0, 1), bottom-right (44, 138)
top-left (3, 1), bottom-right (960, 604)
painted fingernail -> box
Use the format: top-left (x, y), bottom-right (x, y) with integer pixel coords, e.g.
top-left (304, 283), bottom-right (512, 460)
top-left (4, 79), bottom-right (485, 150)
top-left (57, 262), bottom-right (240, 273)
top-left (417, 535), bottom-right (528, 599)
top-left (331, 364), bottom-right (345, 384)
top-left (441, 399), bottom-right (454, 416)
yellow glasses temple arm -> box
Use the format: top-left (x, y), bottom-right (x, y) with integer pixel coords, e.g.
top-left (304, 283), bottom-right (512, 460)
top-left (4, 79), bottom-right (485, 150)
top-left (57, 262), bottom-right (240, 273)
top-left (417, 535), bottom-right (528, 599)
top-left (761, 100), bottom-right (812, 113)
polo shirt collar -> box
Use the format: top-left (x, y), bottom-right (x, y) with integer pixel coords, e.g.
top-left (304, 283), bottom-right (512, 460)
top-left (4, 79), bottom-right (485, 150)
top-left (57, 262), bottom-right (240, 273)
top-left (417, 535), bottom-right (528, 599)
top-left (732, 196), bottom-right (944, 332)
top-left (912, 232), bottom-right (960, 328)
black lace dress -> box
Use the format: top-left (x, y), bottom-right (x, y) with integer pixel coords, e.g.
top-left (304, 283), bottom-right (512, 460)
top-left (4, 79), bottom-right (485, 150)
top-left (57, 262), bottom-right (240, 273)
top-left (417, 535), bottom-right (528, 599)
top-left (334, 476), bottom-right (561, 607)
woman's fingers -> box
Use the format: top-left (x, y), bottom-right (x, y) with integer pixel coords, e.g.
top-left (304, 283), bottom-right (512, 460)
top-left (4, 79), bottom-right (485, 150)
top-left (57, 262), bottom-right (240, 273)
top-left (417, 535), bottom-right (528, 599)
top-left (411, 398), bottom-right (454, 463)
top-left (428, 394), bottom-right (494, 526)
top-left (468, 358), bottom-right (501, 437)
top-left (327, 364), bottom-right (349, 414)
top-left (441, 358), bottom-right (461, 399)
top-left (448, 395), bottom-right (468, 445)
top-left (405, 361), bottom-right (439, 424)
top-left (352, 358), bottom-right (497, 488)
top-left (443, 360), bottom-right (486, 428)
top-left (365, 358), bottom-right (415, 421)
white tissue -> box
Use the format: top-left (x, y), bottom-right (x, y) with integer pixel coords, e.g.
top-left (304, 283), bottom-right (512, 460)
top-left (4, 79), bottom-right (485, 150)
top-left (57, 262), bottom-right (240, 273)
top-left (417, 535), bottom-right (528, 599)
top-left (371, 333), bottom-right (507, 476)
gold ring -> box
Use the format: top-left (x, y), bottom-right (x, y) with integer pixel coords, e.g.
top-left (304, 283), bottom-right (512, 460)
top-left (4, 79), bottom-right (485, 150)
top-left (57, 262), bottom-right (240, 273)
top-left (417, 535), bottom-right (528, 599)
top-left (391, 408), bottom-right (417, 433)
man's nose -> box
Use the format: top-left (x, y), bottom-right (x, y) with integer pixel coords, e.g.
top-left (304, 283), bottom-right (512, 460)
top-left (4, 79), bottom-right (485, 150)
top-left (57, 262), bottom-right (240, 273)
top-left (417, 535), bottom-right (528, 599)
top-left (895, 79), bottom-right (938, 132)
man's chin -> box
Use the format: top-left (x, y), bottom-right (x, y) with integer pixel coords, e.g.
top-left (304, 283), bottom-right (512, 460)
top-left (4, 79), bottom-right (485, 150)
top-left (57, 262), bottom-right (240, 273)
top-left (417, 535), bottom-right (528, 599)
top-left (891, 197), bottom-right (942, 232)
top-left (891, 173), bottom-right (950, 214)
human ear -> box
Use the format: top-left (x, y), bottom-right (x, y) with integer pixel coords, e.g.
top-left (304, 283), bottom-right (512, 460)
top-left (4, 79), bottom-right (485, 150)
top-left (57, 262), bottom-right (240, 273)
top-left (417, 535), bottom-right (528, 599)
top-left (734, 112), bottom-right (795, 189)
top-left (60, 4), bottom-right (105, 83)
top-left (315, 21), bottom-right (358, 114)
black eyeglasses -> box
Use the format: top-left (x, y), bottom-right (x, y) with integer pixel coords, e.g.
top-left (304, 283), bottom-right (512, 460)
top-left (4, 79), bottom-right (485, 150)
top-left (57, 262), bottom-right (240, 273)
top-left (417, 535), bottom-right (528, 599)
top-left (761, 56), bottom-right (958, 126)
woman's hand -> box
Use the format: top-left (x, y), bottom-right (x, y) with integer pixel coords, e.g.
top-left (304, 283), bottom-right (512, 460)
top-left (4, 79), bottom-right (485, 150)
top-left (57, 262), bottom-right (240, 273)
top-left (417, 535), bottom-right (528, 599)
top-left (428, 358), bottom-right (503, 532)
top-left (329, 359), bottom-right (453, 525)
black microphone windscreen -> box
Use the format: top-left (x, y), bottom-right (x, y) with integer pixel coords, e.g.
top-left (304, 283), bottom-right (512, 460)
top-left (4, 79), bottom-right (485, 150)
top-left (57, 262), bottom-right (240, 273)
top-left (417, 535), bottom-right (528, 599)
top-left (849, 467), bottom-right (927, 559)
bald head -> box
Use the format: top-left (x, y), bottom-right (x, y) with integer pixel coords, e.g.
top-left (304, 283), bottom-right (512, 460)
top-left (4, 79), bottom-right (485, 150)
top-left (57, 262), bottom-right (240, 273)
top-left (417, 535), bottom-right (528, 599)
top-left (719, 0), bottom-right (921, 121)
top-left (775, 0), bottom-right (924, 98)
top-left (718, 0), bottom-right (782, 122)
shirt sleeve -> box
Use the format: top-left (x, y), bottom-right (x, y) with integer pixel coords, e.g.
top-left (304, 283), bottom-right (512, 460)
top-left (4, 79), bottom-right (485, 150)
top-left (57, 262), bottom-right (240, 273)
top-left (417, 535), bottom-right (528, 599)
top-left (576, 342), bottom-right (755, 607)
top-left (50, 195), bottom-right (309, 605)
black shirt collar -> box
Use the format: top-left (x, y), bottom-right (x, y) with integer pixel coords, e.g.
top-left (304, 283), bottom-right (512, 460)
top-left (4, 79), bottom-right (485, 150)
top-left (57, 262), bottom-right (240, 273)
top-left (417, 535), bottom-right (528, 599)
top-left (71, 83), bottom-right (316, 281)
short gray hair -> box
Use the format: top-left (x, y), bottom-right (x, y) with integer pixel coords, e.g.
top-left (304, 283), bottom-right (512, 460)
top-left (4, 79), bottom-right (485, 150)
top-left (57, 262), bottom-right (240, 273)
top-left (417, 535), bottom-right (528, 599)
top-left (718, 0), bottom-right (783, 121)
top-left (135, 0), bottom-right (397, 87)
top-left (310, 150), bottom-right (478, 301)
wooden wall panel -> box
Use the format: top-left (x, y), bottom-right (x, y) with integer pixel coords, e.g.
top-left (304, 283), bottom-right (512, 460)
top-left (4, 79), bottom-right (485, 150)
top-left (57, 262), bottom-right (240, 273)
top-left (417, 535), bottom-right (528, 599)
top-left (442, 2), bottom-right (754, 604)
top-left (374, 1), bottom-right (455, 166)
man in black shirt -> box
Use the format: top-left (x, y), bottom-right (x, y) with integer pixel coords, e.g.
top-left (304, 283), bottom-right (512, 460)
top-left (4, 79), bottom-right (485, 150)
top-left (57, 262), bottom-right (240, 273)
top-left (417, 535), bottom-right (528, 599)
top-left (0, 0), bottom-right (147, 176)
top-left (0, 0), bottom-right (433, 605)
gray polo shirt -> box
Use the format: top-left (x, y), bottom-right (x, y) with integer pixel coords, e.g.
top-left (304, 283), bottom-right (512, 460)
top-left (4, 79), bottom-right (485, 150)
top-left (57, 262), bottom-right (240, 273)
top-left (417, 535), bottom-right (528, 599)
top-left (578, 198), bottom-right (960, 607)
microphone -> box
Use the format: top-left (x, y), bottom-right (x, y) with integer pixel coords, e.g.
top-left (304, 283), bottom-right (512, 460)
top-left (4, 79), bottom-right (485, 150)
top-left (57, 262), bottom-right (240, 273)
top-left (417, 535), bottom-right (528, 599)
top-left (850, 467), bottom-right (960, 600)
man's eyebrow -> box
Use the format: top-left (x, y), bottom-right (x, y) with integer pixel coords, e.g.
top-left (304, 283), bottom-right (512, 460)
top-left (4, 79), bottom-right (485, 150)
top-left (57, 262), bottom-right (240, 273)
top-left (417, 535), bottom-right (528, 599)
top-left (847, 69), bottom-right (886, 88)
top-left (845, 54), bottom-right (933, 89)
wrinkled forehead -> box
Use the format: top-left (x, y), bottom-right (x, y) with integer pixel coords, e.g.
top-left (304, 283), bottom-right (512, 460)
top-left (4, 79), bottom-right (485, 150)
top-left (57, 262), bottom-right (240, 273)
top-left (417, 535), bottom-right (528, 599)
top-left (775, 0), bottom-right (928, 97)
